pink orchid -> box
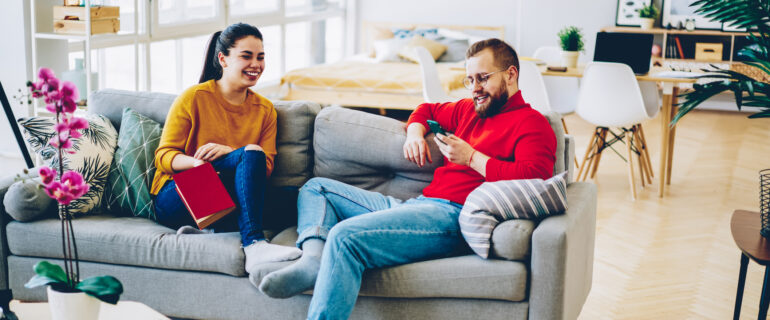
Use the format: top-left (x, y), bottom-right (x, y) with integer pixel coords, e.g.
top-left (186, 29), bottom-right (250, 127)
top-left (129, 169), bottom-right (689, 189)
top-left (38, 68), bottom-right (55, 82)
top-left (45, 104), bottom-right (58, 113)
top-left (54, 117), bottom-right (88, 139)
top-left (62, 98), bottom-right (77, 113)
top-left (43, 171), bottom-right (89, 205)
top-left (38, 166), bottom-right (56, 185)
top-left (48, 134), bottom-right (73, 150)
top-left (30, 81), bottom-right (44, 98)
top-left (60, 82), bottom-right (79, 102)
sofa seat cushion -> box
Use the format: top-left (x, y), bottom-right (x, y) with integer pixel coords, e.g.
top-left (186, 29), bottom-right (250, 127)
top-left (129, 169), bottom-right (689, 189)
top-left (6, 216), bottom-right (247, 276)
top-left (269, 227), bottom-right (528, 302)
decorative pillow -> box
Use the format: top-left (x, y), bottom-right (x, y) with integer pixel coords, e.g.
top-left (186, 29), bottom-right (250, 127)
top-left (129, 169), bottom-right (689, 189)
top-left (373, 37), bottom-right (411, 63)
top-left (18, 113), bottom-right (118, 215)
top-left (459, 171), bottom-right (568, 259)
top-left (367, 25), bottom-right (397, 58)
top-left (104, 108), bottom-right (162, 220)
top-left (3, 178), bottom-right (56, 222)
top-left (436, 37), bottom-right (470, 63)
top-left (392, 28), bottom-right (440, 40)
top-left (398, 35), bottom-right (448, 63)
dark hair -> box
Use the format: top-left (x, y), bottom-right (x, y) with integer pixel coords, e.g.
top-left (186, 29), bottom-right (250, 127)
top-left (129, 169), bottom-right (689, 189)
top-left (199, 23), bottom-right (263, 83)
top-left (465, 38), bottom-right (520, 80)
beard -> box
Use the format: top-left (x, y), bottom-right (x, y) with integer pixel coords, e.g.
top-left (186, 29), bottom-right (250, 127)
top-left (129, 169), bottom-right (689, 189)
top-left (474, 86), bottom-right (510, 118)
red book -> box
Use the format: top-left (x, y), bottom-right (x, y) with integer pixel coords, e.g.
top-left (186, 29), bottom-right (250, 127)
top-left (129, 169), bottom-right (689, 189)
top-left (173, 162), bottom-right (236, 230)
top-left (675, 37), bottom-right (685, 59)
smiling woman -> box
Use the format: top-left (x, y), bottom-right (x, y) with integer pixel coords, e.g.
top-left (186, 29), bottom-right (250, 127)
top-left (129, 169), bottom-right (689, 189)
top-left (150, 23), bottom-right (303, 280)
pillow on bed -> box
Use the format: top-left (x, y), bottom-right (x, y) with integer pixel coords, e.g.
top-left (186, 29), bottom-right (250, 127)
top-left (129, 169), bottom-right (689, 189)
top-left (392, 28), bottom-right (440, 40)
top-left (367, 25), bottom-right (398, 58)
top-left (436, 37), bottom-right (470, 63)
top-left (373, 37), bottom-right (411, 62)
top-left (398, 35), bottom-right (448, 63)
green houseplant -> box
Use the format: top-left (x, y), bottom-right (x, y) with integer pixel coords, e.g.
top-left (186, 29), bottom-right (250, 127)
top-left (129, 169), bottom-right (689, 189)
top-left (557, 26), bottom-right (584, 68)
top-left (21, 68), bottom-right (123, 319)
top-left (638, 3), bottom-right (659, 29)
top-left (672, 0), bottom-right (770, 237)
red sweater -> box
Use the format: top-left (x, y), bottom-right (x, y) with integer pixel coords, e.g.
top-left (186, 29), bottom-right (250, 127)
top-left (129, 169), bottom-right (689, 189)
top-left (406, 91), bottom-right (556, 205)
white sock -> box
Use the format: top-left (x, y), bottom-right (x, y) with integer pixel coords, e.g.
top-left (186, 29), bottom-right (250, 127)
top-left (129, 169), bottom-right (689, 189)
top-left (244, 240), bottom-right (302, 274)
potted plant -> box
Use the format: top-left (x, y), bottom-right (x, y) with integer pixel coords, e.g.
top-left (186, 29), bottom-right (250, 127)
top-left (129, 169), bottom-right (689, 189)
top-left (638, 3), bottom-right (659, 30)
top-left (557, 26), bottom-right (584, 68)
top-left (672, 0), bottom-right (770, 235)
top-left (21, 68), bottom-right (123, 320)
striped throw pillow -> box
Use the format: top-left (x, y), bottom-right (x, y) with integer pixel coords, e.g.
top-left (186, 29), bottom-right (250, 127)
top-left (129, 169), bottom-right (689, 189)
top-left (459, 172), bottom-right (568, 259)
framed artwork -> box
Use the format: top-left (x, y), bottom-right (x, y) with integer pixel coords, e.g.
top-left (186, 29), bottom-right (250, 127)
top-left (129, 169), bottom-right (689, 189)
top-left (662, 0), bottom-right (722, 30)
top-left (0, 82), bottom-right (34, 169)
top-left (616, 0), bottom-right (653, 27)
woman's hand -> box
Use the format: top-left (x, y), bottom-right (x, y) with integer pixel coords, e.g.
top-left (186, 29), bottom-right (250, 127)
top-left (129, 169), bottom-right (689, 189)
top-left (194, 143), bottom-right (234, 162)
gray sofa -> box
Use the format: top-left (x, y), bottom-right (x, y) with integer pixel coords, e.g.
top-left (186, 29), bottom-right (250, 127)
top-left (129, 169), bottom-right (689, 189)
top-left (0, 89), bottom-right (597, 320)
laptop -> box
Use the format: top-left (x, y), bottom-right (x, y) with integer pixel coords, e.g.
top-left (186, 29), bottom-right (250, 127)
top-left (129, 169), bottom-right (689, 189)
top-left (593, 32), bottom-right (654, 75)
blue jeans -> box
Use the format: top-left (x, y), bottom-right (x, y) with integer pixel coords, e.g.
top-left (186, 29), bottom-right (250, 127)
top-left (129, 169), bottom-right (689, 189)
top-left (297, 177), bottom-right (465, 320)
top-left (154, 147), bottom-right (266, 245)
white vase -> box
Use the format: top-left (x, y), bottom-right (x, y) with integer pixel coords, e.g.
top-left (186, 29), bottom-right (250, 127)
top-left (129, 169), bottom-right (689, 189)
top-left (561, 51), bottom-right (579, 68)
top-left (47, 286), bottom-right (101, 320)
top-left (639, 18), bottom-right (655, 30)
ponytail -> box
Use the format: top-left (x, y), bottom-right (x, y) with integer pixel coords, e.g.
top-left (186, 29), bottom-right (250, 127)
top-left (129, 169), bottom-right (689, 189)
top-left (198, 23), bottom-right (263, 84)
top-left (199, 31), bottom-right (223, 83)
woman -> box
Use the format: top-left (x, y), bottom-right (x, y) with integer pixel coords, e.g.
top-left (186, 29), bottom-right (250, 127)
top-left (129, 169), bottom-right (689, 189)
top-left (150, 23), bottom-right (301, 275)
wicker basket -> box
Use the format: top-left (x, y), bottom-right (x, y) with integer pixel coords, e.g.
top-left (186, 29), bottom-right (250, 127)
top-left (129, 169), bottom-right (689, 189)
top-left (731, 63), bottom-right (770, 84)
top-left (761, 169), bottom-right (770, 237)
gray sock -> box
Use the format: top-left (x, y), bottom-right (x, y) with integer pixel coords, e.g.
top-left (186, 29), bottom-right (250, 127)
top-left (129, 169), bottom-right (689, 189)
top-left (259, 238), bottom-right (325, 299)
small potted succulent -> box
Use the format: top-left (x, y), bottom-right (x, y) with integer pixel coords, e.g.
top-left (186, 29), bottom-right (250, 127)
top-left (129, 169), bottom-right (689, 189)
top-left (557, 26), bottom-right (584, 68)
top-left (638, 3), bottom-right (659, 30)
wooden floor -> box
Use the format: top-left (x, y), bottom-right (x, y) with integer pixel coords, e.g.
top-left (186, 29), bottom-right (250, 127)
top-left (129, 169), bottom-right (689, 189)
top-left (564, 109), bottom-right (770, 320)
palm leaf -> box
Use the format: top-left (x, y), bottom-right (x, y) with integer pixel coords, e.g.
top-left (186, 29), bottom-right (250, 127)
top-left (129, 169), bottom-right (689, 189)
top-left (69, 155), bottom-right (109, 215)
top-left (81, 119), bottom-right (112, 151)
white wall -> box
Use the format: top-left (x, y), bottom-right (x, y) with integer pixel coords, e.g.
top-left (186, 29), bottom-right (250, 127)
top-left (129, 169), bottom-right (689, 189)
top-left (0, 1), bottom-right (32, 159)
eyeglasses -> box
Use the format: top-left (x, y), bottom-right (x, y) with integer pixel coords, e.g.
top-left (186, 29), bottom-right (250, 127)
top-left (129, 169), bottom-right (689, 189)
top-left (463, 68), bottom-right (509, 89)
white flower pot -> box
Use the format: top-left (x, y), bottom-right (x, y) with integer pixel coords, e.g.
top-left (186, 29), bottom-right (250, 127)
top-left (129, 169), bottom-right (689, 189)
top-left (561, 51), bottom-right (579, 69)
top-left (47, 286), bottom-right (101, 320)
top-left (639, 18), bottom-right (655, 30)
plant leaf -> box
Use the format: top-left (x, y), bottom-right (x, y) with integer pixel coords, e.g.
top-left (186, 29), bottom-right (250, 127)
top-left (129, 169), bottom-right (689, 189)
top-left (75, 276), bottom-right (123, 304)
top-left (24, 275), bottom-right (63, 289)
top-left (33, 261), bottom-right (68, 284)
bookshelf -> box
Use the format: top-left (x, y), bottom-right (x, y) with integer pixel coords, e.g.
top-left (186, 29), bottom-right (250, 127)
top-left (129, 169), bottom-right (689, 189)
top-left (601, 26), bottom-right (751, 66)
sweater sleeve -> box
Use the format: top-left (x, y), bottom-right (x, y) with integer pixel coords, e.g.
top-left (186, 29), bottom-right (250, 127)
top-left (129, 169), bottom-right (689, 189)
top-left (406, 100), bottom-right (463, 134)
top-left (485, 114), bottom-right (556, 181)
top-left (258, 106), bottom-right (278, 178)
top-left (154, 95), bottom-right (192, 175)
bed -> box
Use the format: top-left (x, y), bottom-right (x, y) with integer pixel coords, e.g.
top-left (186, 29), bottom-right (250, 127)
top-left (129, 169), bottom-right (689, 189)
top-left (279, 22), bottom-right (505, 110)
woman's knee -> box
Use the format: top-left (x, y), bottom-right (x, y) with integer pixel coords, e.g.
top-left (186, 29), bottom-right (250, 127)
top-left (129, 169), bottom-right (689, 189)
top-left (244, 144), bottom-right (263, 152)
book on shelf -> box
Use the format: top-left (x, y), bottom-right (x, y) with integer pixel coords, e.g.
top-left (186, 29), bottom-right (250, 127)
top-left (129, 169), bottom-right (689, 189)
top-left (173, 162), bottom-right (236, 230)
top-left (674, 37), bottom-right (685, 59)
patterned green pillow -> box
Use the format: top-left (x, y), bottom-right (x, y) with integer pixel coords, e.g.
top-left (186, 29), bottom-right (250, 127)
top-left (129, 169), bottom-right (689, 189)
top-left (105, 108), bottom-right (162, 220)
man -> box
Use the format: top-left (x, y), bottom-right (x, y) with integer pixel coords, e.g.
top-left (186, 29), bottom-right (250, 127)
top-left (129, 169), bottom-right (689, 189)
top-left (258, 38), bottom-right (556, 319)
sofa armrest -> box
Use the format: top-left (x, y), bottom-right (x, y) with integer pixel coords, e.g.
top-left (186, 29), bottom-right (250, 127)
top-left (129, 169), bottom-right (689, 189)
top-left (0, 169), bottom-right (39, 290)
top-left (529, 182), bottom-right (597, 320)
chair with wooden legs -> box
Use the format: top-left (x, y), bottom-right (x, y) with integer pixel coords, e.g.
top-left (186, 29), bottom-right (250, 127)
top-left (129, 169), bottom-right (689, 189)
top-left (574, 62), bottom-right (659, 200)
top-left (533, 46), bottom-right (581, 139)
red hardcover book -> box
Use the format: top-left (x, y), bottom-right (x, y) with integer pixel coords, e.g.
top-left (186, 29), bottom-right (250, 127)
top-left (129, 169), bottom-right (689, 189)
top-left (173, 162), bottom-right (236, 229)
top-left (674, 37), bottom-right (685, 59)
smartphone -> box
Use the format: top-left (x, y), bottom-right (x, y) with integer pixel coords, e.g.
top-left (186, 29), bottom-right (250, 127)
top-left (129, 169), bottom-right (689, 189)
top-left (426, 120), bottom-right (447, 136)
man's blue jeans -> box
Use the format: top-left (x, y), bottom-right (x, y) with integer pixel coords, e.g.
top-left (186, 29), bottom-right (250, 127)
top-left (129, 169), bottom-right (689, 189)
top-left (154, 147), bottom-right (266, 245)
top-left (296, 177), bottom-right (466, 320)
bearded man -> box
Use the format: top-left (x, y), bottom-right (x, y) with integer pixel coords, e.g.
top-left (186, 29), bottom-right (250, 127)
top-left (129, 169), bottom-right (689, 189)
top-left (258, 38), bottom-right (557, 320)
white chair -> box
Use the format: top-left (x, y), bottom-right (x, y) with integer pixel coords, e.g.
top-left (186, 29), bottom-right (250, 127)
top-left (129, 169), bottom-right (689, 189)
top-left (533, 46), bottom-right (581, 142)
top-left (518, 60), bottom-right (552, 114)
top-left (575, 62), bottom-right (659, 200)
top-left (414, 46), bottom-right (454, 103)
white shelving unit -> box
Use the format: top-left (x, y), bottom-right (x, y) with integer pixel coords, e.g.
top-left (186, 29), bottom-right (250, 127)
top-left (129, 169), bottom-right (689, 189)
top-left (28, 0), bottom-right (142, 116)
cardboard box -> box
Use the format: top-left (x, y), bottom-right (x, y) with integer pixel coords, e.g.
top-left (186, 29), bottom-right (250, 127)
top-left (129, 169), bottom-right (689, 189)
top-left (54, 19), bottom-right (120, 35)
top-left (53, 5), bottom-right (120, 21)
top-left (695, 43), bottom-right (723, 61)
top-left (63, 0), bottom-right (80, 6)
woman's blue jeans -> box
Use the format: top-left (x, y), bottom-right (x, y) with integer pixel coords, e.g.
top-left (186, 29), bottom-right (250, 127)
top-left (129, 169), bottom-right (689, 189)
top-left (296, 177), bottom-right (466, 320)
top-left (154, 147), bottom-right (266, 245)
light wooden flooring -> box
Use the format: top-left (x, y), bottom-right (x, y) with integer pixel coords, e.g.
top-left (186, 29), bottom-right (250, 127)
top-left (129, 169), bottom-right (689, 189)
top-left (567, 109), bottom-right (770, 320)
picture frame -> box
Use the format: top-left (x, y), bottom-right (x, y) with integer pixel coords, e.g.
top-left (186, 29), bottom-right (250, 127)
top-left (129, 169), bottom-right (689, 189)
top-left (722, 22), bottom-right (748, 32)
top-left (0, 82), bottom-right (34, 169)
top-left (662, 0), bottom-right (722, 30)
top-left (615, 0), bottom-right (653, 27)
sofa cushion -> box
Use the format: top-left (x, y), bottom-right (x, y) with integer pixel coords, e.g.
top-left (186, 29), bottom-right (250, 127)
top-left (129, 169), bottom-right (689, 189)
top-left (6, 216), bottom-right (247, 276)
top-left (459, 172), bottom-right (568, 259)
top-left (105, 108), bottom-right (162, 220)
top-left (313, 106), bottom-right (442, 200)
top-left (3, 178), bottom-right (55, 222)
top-left (17, 113), bottom-right (118, 215)
top-left (268, 227), bottom-right (528, 302)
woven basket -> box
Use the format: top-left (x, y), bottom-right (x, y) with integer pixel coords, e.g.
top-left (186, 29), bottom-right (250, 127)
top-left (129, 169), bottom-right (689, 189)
top-left (761, 169), bottom-right (770, 237)
top-left (731, 63), bottom-right (770, 84)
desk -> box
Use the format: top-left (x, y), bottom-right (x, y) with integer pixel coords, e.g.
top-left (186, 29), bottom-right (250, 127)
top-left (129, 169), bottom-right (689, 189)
top-left (9, 300), bottom-right (169, 319)
top-left (730, 209), bottom-right (770, 320)
top-left (540, 65), bottom-right (696, 197)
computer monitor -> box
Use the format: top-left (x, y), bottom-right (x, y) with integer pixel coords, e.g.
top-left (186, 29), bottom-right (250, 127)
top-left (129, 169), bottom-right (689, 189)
top-left (593, 32), bottom-right (654, 75)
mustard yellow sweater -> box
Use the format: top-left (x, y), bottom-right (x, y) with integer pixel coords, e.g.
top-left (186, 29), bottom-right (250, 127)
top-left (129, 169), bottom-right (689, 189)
top-left (151, 80), bottom-right (277, 195)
